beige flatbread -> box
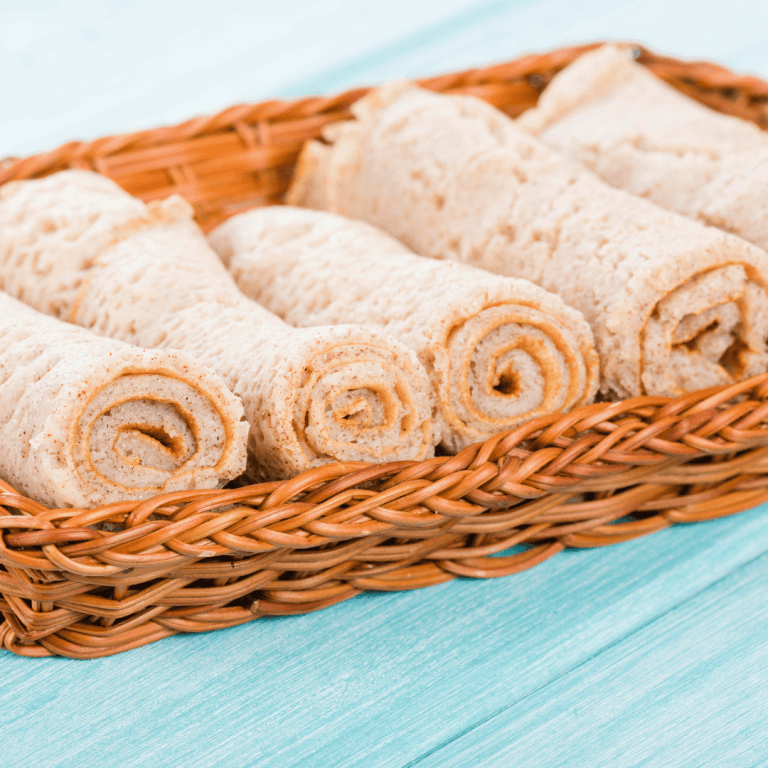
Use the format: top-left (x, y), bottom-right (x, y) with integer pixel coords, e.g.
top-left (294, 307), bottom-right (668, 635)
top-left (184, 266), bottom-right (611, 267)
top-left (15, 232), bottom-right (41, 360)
top-left (519, 44), bottom-right (768, 251)
top-left (0, 291), bottom-right (248, 508)
top-left (287, 82), bottom-right (768, 399)
top-left (0, 171), bottom-right (434, 479)
top-left (209, 205), bottom-right (599, 453)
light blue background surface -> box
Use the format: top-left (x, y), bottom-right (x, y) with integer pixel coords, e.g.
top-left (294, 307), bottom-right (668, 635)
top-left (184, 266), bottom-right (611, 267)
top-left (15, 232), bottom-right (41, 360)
top-left (3, 2), bottom-right (768, 766)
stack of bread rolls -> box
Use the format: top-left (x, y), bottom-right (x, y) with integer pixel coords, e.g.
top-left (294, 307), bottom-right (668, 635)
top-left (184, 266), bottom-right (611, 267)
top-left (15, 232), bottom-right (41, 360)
top-left (209, 205), bottom-right (599, 453)
top-left (0, 171), bottom-right (435, 483)
top-left (4, 46), bottom-right (768, 508)
top-left (287, 80), bottom-right (768, 400)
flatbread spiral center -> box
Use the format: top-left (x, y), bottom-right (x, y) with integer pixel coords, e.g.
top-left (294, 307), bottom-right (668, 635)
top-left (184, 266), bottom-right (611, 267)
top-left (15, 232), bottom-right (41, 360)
top-left (446, 305), bottom-right (586, 433)
top-left (293, 343), bottom-right (430, 464)
top-left (77, 373), bottom-right (227, 490)
top-left (641, 265), bottom-right (768, 395)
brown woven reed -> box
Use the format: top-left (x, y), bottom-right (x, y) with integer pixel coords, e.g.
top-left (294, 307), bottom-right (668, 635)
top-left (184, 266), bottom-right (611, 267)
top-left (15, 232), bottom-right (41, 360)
top-left (4, 43), bottom-right (768, 659)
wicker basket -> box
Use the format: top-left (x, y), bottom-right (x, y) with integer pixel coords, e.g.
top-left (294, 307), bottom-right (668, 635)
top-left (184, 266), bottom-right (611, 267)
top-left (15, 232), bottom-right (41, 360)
top-left (3, 42), bottom-right (768, 660)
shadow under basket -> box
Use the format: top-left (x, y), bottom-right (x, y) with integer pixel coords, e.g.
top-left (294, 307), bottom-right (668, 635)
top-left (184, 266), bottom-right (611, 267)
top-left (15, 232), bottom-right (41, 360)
top-left (4, 42), bottom-right (768, 659)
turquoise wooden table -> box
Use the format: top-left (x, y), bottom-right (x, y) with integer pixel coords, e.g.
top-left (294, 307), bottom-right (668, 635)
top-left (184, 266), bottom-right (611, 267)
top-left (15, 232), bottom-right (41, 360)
top-left (4, 1), bottom-right (768, 765)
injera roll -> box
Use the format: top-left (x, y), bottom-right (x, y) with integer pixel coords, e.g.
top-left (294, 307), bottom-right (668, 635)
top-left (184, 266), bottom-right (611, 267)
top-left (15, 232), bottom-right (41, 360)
top-left (209, 205), bottom-right (599, 453)
top-left (0, 171), bottom-right (434, 479)
top-left (0, 291), bottom-right (248, 508)
top-left (518, 44), bottom-right (768, 252)
top-left (287, 82), bottom-right (768, 399)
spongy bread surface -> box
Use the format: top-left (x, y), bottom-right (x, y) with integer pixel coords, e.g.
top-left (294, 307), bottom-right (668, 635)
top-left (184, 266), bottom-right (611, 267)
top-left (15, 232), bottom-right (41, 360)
top-left (519, 44), bottom-right (768, 251)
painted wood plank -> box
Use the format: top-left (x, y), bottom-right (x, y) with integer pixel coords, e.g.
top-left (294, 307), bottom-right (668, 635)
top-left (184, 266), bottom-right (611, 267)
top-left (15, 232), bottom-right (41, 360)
top-left (4, 503), bottom-right (768, 767)
top-left (413, 542), bottom-right (768, 768)
top-left (9, 0), bottom-right (766, 160)
top-left (295, 0), bottom-right (768, 99)
top-left (0, 0), bottom-right (506, 157)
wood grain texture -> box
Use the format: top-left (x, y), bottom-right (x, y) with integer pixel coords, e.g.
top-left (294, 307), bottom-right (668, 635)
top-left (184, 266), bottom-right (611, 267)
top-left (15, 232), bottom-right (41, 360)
top-left (4, 1), bottom-right (768, 766)
top-left (5, 1), bottom-right (768, 157)
top-left (0, 0), bottom-right (502, 157)
top-left (4, 504), bottom-right (768, 767)
top-left (414, 545), bottom-right (768, 768)
top-left (290, 0), bottom-right (768, 98)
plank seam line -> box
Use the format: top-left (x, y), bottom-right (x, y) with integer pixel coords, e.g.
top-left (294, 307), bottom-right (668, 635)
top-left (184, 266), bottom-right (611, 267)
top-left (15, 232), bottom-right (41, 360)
top-left (405, 543), bottom-right (768, 767)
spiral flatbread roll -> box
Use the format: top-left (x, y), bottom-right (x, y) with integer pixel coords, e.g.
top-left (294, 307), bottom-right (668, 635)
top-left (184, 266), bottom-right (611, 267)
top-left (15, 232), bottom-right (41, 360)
top-left (287, 82), bottom-right (768, 399)
top-left (210, 206), bottom-right (598, 452)
top-left (0, 171), bottom-right (434, 478)
top-left (519, 44), bottom-right (768, 252)
top-left (0, 292), bottom-right (248, 508)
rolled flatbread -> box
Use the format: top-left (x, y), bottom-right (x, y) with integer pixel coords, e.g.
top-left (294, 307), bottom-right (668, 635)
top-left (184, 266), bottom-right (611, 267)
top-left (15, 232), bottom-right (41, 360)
top-left (0, 171), bottom-right (434, 479)
top-left (287, 82), bottom-right (768, 399)
top-left (209, 205), bottom-right (599, 453)
top-left (0, 291), bottom-right (248, 508)
top-left (518, 44), bottom-right (768, 252)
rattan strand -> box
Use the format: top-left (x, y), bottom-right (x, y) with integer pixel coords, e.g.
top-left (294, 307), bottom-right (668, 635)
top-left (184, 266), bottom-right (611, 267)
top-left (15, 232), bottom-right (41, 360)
top-left (3, 43), bottom-right (768, 658)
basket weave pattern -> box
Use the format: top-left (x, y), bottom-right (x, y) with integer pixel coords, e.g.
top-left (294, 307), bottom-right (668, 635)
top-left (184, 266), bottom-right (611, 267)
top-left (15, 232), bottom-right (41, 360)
top-left (3, 44), bottom-right (768, 658)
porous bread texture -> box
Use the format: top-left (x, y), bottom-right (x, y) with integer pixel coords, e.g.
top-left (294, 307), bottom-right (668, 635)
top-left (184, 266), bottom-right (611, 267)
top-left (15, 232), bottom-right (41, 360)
top-left (518, 44), bottom-right (768, 251)
top-left (0, 291), bottom-right (248, 508)
top-left (287, 82), bottom-right (768, 399)
top-left (210, 205), bottom-right (599, 452)
top-left (0, 171), bottom-right (435, 479)
top-left (0, 170), bottom-right (146, 319)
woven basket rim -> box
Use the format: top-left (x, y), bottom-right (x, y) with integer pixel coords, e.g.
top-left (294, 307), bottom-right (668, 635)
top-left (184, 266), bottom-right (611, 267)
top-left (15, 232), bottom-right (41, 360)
top-left (6, 41), bottom-right (768, 182)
